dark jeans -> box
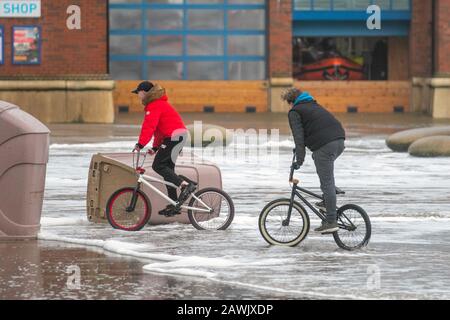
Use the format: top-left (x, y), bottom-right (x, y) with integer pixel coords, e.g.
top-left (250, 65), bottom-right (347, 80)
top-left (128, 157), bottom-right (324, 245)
top-left (312, 139), bottom-right (345, 223)
top-left (152, 135), bottom-right (186, 201)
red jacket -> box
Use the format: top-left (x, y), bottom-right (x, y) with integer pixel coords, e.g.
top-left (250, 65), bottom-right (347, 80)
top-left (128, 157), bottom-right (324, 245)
top-left (138, 95), bottom-right (186, 149)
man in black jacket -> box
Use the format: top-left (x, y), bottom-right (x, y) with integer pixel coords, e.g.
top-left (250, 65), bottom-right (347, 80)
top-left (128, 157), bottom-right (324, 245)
top-left (282, 88), bottom-right (346, 234)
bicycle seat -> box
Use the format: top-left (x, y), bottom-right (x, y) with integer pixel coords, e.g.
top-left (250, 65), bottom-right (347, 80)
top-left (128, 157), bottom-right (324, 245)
top-left (336, 187), bottom-right (345, 195)
top-left (179, 175), bottom-right (198, 186)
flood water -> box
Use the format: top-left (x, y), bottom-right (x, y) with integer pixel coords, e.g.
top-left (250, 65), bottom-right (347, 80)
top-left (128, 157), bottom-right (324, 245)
top-left (25, 113), bottom-right (450, 299)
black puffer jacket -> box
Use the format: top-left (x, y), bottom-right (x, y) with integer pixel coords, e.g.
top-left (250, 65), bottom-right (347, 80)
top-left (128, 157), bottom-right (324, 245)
top-left (289, 100), bottom-right (345, 164)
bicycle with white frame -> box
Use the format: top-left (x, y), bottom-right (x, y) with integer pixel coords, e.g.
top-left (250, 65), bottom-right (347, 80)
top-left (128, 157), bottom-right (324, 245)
top-left (106, 150), bottom-right (235, 231)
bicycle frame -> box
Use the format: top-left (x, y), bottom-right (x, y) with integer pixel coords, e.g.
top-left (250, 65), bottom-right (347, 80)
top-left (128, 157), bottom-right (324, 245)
top-left (285, 150), bottom-right (342, 226)
top-left (137, 173), bottom-right (212, 213)
top-left (289, 183), bottom-right (328, 222)
top-left (129, 151), bottom-right (213, 214)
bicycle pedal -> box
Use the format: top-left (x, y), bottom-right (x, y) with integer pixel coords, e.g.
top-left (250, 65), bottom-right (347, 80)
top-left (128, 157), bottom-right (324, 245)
top-left (165, 212), bottom-right (181, 217)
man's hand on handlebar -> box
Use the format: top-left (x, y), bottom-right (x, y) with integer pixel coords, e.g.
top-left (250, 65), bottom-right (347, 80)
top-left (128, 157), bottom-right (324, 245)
top-left (292, 162), bottom-right (301, 170)
top-left (133, 143), bottom-right (143, 153)
top-left (147, 147), bottom-right (158, 156)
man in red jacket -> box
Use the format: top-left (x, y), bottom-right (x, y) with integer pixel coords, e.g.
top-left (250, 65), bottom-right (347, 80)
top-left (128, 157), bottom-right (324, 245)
top-left (132, 81), bottom-right (195, 217)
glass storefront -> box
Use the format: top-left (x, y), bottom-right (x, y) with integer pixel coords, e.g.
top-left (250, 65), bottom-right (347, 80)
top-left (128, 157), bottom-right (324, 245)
top-left (293, 0), bottom-right (411, 81)
top-left (109, 0), bottom-right (267, 80)
top-left (293, 37), bottom-right (390, 81)
top-left (294, 0), bottom-right (410, 10)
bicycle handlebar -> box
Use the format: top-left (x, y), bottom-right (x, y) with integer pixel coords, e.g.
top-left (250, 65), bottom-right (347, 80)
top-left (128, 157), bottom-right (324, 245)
top-left (132, 149), bottom-right (148, 170)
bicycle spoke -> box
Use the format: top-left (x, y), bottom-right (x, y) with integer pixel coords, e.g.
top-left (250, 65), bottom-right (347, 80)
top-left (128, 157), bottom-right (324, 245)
top-left (263, 203), bottom-right (306, 244)
top-left (109, 190), bottom-right (148, 230)
top-left (191, 191), bottom-right (231, 230)
top-left (335, 208), bottom-right (369, 249)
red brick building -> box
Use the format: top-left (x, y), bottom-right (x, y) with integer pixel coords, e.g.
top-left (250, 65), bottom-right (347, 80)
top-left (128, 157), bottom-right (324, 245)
top-left (0, 0), bottom-right (113, 123)
top-left (0, 0), bottom-right (108, 78)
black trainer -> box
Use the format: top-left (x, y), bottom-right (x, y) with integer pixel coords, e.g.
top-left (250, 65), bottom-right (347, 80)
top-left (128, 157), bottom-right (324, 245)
top-left (314, 221), bottom-right (339, 234)
top-left (177, 182), bottom-right (197, 206)
top-left (158, 204), bottom-right (180, 217)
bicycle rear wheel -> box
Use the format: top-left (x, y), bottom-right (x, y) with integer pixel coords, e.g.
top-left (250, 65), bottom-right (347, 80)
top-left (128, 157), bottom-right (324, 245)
top-left (106, 187), bottom-right (151, 231)
top-left (259, 199), bottom-right (310, 247)
top-left (187, 188), bottom-right (234, 230)
top-left (333, 204), bottom-right (371, 251)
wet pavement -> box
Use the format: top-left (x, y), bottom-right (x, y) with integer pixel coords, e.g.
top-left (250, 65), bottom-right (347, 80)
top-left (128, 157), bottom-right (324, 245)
top-left (2, 112), bottom-right (450, 300)
top-left (0, 241), bottom-right (296, 300)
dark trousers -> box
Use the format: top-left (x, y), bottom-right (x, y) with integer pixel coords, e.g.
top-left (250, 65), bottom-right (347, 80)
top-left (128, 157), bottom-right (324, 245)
top-left (152, 136), bottom-right (185, 201)
top-left (312, 139), bottom-right (345, 223)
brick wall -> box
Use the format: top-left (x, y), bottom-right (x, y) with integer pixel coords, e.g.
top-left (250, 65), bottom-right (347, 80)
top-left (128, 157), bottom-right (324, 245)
top-left (294, 81), bottom-right (411, 113)
top-left (435, 0), bottom-right (450, 76)
top-left (114, 81), bottom-right (269, 113)
top-left (268, 0), bottom-right (292, 78)
top-left (0, 0), bottom-right (108, 78)
top-left (388, 37), bottom-right (410, 80)
top-left (409, 0), bottom-right (433, 78)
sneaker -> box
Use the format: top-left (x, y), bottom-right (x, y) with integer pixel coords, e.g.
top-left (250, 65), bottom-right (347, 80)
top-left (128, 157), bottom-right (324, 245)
top-left (177, 182), bottom-right (197, 205)
top-left (314, 221), bottom-right (339, 234)
top-left (158, 204), bottom-right (180, 217)
top-left (315, 201), bottom-right (326, 212)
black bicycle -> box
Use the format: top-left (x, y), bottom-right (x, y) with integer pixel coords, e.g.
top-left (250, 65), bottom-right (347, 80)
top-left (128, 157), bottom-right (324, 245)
top-left (259, 150), bottom-right (371, 251)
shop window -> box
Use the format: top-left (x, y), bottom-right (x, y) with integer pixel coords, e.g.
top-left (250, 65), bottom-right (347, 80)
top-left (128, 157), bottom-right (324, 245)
top-left (110, 0), bottom-right (266, 80)
top-left (145, 0), bottom-right (183, 3)
top-left (228, 9), bottom-right (265, 30)
top-left (228, 0), bottom-right (264, 3)
top-left (186, 0), bottom-right (223, 3)
top-left (186, 61), bottom-right (224, 80)
top-left (148, 61), bottom-right (183, 80)
top-left (110, 61), bottom-right (143, 80)
top-left (188, 10), bottom-right (224, 30)
top-left (147, 10), bottom-right (183, 30)
top-left (228, 61), bottom-right (265, 80)
top-left (110, 36), bottom-right (142, 55)
top-left (187, 36), bottom-right (224, 56)
top-left (147, 36), bottom-right (183, 56)
top-left (294, 0), bottom-right (410, 11)
top-left (228, 35), bottom-right (265, 56)
top-left (110, 0), bottom-right (141, 3)
top-left (110, 10), bottom-right (141, 30)
top-left (293, 37), bottom-right (390, 81)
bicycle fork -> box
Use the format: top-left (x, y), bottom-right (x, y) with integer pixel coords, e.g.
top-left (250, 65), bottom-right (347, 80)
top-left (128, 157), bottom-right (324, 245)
top-left (283, 185), bottom-right (297, 227)
top-left (126, 182), bottom-right (141, 213)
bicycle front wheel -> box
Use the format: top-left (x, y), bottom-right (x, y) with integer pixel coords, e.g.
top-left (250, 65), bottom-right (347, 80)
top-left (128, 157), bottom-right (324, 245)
top-left (333, 204), bottom-right (371, 251)
top-left (106, 187), bottom-right (151, 231)
top-left (259, 199), bottom-right (310, 247)
top-left (187, 188), bottom-right (235, 230)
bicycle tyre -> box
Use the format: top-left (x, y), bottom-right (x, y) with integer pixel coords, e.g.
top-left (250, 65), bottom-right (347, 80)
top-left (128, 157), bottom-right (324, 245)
top-left (259, 199), bottom-right (310, 247)
top-left (106, 187), bottom-right (151, 231)
top-left (187, 188), bottom-right (235, 230)
top-left (333, 204), bottom-right (371, 251)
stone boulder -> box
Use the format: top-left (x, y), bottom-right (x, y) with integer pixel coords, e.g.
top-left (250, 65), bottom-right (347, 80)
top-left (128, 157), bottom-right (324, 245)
top-left (386, 126), bottom-right (450, 152)
top-left (408, 136), bottom-right (450, 157)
